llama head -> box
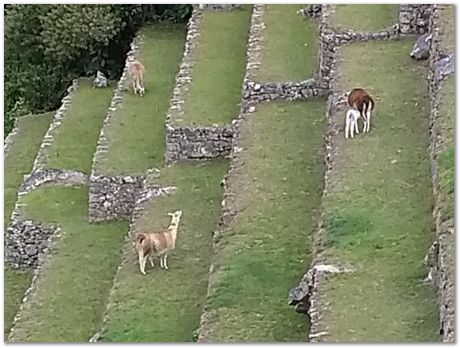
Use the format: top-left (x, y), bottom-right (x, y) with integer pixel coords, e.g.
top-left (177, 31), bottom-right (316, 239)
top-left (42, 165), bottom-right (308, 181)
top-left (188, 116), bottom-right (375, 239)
top-left (336, 93), bottom-right (349, 107)
top-left (168, 210), bottom-right (183, 224)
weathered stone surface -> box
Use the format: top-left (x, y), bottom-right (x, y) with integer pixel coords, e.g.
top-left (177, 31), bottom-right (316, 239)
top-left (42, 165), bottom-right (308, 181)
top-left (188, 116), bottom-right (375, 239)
top-left (6, 218), bottom-right (58, 268)
top-left (89, 175), bottom-right (144, 222)
top-left (19, 168), bottom-right (88, 194)
top-left (434, 52), bottom-right (454, 80)
top-left (93, 71), bottom-right (108, 88)
top-left (426, 5), bottom-right (455, 342)
top-left (297, 5), bottom-right (321, 19)
top-left (411, 33), bottom-right (432, 60)
top-left (399, 4), bottom-right (432, 34)
top-left (199, 4), bottom-right (241, 11)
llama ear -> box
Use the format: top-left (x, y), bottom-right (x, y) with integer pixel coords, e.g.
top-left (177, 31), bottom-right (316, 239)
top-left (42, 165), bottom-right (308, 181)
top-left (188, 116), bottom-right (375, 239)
top-left (168, 213), bottom-right (174, 216)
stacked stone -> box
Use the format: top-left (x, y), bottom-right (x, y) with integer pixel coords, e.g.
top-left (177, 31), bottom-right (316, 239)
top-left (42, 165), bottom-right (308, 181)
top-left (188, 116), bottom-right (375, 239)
top-left (399, 4), bottom-right (432, 34)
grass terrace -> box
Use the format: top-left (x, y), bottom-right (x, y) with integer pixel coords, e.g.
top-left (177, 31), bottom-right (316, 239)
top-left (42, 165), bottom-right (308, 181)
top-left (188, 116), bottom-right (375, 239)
top-left (4, 112), bottom-right (53, 230)
top-left (98, 161), bottom-right (227, 342)
top-left (203, 100), bottom-right (326, 342)
top-left (46, 79), bottom-right (114, 173)
top-left (97, 24), bottom-right (186, 175)
top-left (4, 112), bottom-right (53, 336)
top-left (178, 6), bottom-right (251, 125)
top-left (320, 40), bottom-right (439, 342)
top-left (330, 5), bottom-right (399, 32)
top-left (8, 187), bottom-right (128, 342)
top-left (259, 5), bottom-right (318, 81)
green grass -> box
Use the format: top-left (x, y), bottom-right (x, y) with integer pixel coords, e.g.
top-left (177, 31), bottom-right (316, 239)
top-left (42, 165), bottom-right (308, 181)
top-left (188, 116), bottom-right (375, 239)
top-left (4, 268), bottom-right (34, 337)
top-left (320, 40), bottom-right (439, 342)
top-left (259, 5), bottom-right (318, 81)
top-left (179, 6), bottom-right (251, 125)
top-left (8, 186), bottom-right (128, 342)
top-left (4, 112), bottom-right (53, 230)
top-left (46, 79), bottom-right (114, 174)
top-left (203, 100), bottom-right (326, 342)
top-left (438, 5), bottom-right (454, 53)
top-left (437, 75), bottom-right (455, 219)
top-left (99, 24), bottom-right (186, 175)
top-left (98, 161), bottom-right (227, 342)
top-left (330, 5), bottom-right (399, 31)
top-left (4, 112), bottom-right (53, 336)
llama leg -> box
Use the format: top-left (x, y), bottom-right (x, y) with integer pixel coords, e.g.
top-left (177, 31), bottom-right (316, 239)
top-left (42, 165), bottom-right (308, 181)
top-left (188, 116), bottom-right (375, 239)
top-left (139, 252), bottom-right (146, 275)
top-left (164, 254), bottom-right (169, 270)
top-left (345, 117), bottom-right (350, 139)
top-left (160, 256), bottom-right (164, 269)
top-left (366, 109), bottom-right (371, 132)
top-left (354, 117), bottom-right (359, 135)
top-left (149, 256), bottom-right (155, 268)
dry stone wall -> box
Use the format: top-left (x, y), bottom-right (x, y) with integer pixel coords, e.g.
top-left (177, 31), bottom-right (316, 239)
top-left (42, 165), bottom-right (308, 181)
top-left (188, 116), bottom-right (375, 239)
top-left (399, 4), bottom-right (432, 34)
top-left (88, 36), bottom-right (144, 222)
top-left (426, 4), bottom-right (454, 342)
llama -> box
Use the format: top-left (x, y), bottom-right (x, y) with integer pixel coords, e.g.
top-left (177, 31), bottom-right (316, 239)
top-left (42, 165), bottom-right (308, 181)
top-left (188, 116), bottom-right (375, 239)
top-left (127, 60), bottom-right (146, 96)
top-left (338, 88), bottom-right (375, 135)
top-left (134, 210), bottom-right (183, 275)
top-left (344, 108), bottom-right (361, 139)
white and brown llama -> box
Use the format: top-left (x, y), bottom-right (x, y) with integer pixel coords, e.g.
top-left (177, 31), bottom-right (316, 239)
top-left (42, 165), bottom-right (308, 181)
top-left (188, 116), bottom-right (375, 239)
top-left (338, 88), bottom-right (375, 139)
top-left (134, 210), bottom-right (183, 275)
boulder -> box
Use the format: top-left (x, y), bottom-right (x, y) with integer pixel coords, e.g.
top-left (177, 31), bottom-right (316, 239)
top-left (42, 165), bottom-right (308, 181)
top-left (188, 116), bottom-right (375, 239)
top-left (93, 71), bottom-right (108, 88)
top-left (410, 34), bottom-right (432, 60)
top-left (434, 53), bottom-right (454, 80)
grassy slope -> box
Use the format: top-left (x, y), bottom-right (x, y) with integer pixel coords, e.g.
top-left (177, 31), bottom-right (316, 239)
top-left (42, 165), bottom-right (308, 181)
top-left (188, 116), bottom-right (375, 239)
top-left (259, 5), bottom-right (318, 81)
top-left (205, 101), bottom-right (326, 342)
top-left (4, 113), bottom-right (53, 230)
top-left (330, 5), bottom-right (399, 32)
top-left (321, 40), bottom-right (438, 342)
top-left (4, 112), bottom-right (53, 336)
top-left (99, 24), bottom-right (185, 175)
top-left (46, 79), bottom-right (114, 174)
top-left (99, 161), bottom-right (227, 342)
top-left (179, 6), bottom-right (251, 125)
top-left (8, 187), bottom-right (128, 342)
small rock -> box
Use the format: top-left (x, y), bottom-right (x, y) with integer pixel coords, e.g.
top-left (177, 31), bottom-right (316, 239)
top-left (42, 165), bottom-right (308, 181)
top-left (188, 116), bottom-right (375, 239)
top-left (93, 71), bottom-right (108, 88)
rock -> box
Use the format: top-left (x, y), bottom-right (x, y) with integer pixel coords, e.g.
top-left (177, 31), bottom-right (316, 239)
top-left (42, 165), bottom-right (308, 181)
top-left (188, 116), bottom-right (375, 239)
top-left (25, 245), bottom-right (38, 256)
top-left (297, 5), bottom-right (321, 19)
top-left (434, 53), bottom-right (454, 80)
top-left (410, 34), bottom-right (432, 60)
top-left (93, 71), bottom-right (108, 88)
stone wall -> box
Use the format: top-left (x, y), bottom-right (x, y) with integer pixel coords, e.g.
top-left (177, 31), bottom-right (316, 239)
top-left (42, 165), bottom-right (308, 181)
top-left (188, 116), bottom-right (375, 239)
top-left (165, 125), bottom-right (233, 163)
top-left (200, 4), bottom-right (241, 11)
top-left (426, 4), bottom-right (454, 343)
top-left (399, 4), bottom-right (432, 34)
top-left (88, 36), bottom-right (144, 221)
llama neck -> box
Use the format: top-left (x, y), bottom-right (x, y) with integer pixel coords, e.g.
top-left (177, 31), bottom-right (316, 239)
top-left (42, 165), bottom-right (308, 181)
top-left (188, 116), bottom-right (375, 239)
top-left (168, 219), bottom-right (181, 247)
